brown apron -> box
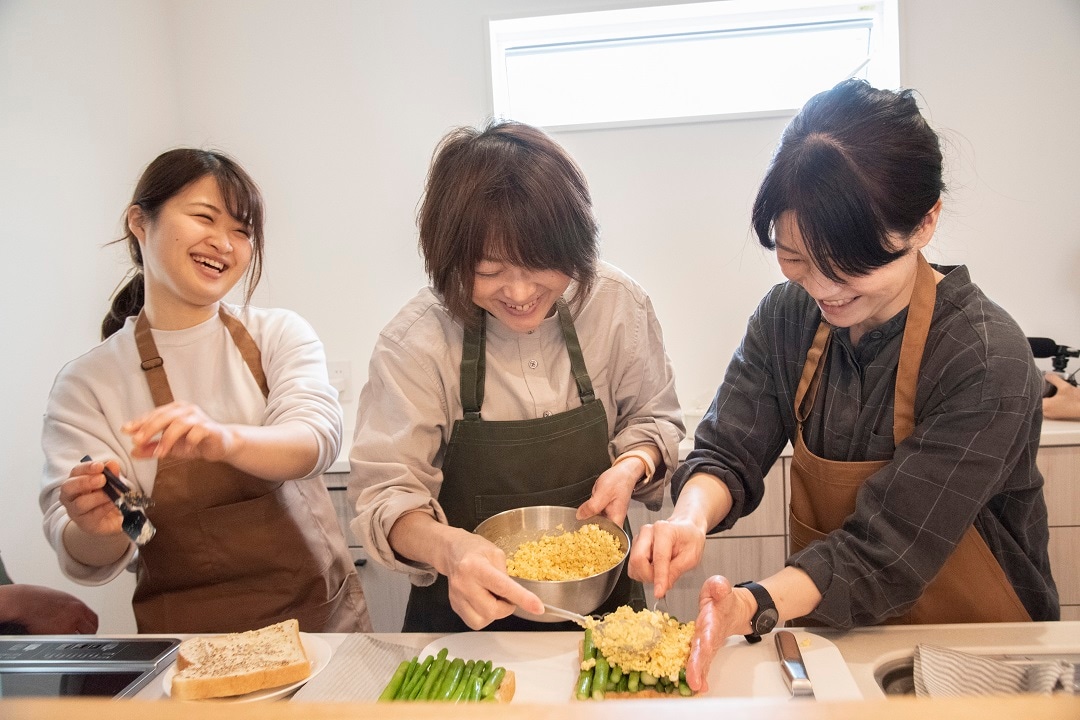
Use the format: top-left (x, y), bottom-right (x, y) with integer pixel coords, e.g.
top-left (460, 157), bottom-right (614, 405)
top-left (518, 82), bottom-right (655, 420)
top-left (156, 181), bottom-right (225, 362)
top-left (130, 307), bottom-right (370, 634)
top-left (788, 253), bottom-right (1030, 624)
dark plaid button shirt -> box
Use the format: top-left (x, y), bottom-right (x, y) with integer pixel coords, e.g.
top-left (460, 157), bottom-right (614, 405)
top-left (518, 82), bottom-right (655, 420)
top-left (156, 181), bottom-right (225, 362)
top-left (674, 264), bottom-right (1059, 626)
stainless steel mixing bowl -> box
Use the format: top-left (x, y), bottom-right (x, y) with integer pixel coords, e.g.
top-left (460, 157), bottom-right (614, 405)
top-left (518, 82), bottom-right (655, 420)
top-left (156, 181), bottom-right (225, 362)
top-left (473, 505), bottom-right (628, 622)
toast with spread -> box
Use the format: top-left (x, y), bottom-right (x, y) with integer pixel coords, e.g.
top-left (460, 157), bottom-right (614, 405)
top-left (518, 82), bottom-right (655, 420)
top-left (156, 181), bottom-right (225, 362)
top-left (170, 619), bottom-right (311, 700)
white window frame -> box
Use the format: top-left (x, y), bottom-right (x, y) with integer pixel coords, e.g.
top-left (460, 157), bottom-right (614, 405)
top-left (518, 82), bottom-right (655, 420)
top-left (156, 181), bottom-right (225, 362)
top-left (487, 0), bottom-right (900, 131)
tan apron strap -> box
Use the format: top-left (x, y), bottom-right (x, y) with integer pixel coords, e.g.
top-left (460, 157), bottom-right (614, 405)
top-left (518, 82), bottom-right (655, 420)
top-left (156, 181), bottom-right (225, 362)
top-left (893, 252), bottom-right (937, 443)
top-left (134, 311), bottom-right (175, 407)
top-left (218, 307), bottom-right (270, 398)
top-left (795, 322), bottom-right (833, 426)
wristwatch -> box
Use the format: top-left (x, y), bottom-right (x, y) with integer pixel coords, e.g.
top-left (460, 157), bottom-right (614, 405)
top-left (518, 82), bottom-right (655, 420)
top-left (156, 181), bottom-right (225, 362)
top-left (734, 581), bottom-right (778, 643)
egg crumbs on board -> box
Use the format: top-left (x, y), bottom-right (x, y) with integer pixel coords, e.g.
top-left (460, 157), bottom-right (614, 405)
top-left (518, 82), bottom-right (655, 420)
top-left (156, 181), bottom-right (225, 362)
top-left (505, 523), bottom-right (623, 581)
top-left (588, 607), bottom-right (694, 682)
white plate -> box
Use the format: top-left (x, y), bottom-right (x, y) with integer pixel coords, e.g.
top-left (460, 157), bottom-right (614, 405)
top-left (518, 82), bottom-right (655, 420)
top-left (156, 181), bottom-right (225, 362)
top-left (162, 632), bottom-right (332, 702)
top-left (422, 630), bottom-right (863, 702)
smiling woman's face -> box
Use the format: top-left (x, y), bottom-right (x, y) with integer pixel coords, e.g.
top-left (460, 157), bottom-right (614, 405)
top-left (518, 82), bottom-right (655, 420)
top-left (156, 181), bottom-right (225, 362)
top-left (471, 259), bottom-right (572, 333)
top-left (129, 174), bottom-right (253, 328)
top-left (774, 209), bottom-right (937, 343)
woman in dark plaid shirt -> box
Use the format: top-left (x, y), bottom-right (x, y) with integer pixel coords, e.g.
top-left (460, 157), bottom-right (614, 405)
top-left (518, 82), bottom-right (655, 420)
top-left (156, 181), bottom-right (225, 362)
top-left (629, 79), bottom-right (1058, 693)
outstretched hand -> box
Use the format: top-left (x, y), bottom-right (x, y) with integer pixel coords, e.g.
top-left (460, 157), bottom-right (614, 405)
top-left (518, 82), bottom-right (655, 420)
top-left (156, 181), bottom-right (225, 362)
top-left (124, 401), bottom-right (237, 462)
top-left (1043, 373), bottom-right (1080, 420)
top-left (685, 576), bottom-right (752, 692)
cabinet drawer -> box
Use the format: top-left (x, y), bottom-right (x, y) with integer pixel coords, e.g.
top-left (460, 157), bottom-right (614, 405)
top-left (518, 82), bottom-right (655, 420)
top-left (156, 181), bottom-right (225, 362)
top-left (351, 548), bottom-right (411, 633)
top-left (625, 462), bottom-right (787, 538)
top-left (1037, 445), bottom-right (1080, 527)
top-left (658, 535), bottom-right (788, 624)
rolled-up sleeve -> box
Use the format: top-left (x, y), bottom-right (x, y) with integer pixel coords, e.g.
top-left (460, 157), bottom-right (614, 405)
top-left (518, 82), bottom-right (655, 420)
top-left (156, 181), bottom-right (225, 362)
top-left (348, 335), bottom-right (451, 586)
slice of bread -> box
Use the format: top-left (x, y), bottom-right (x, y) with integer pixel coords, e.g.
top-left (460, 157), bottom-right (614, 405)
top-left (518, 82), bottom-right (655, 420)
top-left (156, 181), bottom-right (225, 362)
top-left (171, 619), bottom-right (311, 700)
top-left (494, 669), bottom-right (516, 702)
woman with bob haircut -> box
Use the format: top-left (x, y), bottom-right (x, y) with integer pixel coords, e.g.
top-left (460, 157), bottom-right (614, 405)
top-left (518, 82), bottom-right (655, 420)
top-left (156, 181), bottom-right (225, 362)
top-left (349, 120), bottom-right (684, 632)
top-left (41, 148), bottom-right (370, 634)
top-left (629, 79), bottom-right (1057, 691)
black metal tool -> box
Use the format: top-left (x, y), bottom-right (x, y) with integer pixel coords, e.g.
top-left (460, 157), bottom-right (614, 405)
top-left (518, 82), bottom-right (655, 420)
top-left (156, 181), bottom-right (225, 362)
top-left (80, 455), bottom-right (156, 546)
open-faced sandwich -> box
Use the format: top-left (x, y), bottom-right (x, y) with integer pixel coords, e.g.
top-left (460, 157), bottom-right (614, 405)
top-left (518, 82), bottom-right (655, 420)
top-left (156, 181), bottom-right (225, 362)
top-left (170, 618), bottom-right (311, 700)
top-left (575, 606), bottom-right (695, 699)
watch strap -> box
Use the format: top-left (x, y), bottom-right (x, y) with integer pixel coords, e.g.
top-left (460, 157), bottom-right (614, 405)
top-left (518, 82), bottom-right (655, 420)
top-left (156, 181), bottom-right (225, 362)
top-left (735, 580), bottom-right (778, 644)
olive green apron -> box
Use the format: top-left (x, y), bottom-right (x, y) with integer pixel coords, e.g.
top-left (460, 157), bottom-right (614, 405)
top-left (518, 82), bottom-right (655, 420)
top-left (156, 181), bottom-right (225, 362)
top-left (131, 307), bottom-right (371, 634)
top-left (788, 253), bottom-right (1030, 624)
top-left (402, 300), bottom-right (645, 632)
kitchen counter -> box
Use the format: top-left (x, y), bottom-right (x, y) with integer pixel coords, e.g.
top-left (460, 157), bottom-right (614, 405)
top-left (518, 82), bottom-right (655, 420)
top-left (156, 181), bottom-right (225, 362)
top-left (5, 622), bottom-right (1080, 717)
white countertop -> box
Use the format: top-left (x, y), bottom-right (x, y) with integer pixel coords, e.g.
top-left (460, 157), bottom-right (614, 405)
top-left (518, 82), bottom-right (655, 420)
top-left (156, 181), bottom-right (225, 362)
top-left (132, 621), bottom-right (1080, 702)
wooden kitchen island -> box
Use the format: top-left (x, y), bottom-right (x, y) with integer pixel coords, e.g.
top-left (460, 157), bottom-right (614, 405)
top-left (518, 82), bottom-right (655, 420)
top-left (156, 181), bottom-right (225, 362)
top-left (3, 694), bottom-right (1079, 720)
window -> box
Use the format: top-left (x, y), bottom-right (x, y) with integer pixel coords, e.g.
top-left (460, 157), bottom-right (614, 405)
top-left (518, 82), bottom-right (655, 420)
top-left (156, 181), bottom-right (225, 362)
top-left (488, 0), bottom-right (899, 130)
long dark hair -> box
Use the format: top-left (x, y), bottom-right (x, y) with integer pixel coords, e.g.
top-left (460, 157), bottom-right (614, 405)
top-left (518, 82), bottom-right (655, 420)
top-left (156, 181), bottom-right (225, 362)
top-left (101, 149), bottom-right (265, 339)
top-left (418, 120), bottom-right (599, 323)
top-left (751, 79), bottom-right (944, 281)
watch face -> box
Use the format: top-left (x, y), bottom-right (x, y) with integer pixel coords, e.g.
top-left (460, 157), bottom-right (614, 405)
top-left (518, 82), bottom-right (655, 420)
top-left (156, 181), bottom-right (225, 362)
top-left (755, 608), bottom-right (779, 635)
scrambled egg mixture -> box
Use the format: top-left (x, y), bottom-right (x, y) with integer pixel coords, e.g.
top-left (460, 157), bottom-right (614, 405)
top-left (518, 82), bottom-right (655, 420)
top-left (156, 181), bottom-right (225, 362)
top-left (587, 606), bottom-right (694, 683)
top-left (505, 523), bottom-right (623, 581)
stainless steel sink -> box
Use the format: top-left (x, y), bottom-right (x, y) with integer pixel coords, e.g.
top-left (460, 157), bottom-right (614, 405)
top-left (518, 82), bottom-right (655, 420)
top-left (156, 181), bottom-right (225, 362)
top-left (874, 651), bottom-right (1080, 696)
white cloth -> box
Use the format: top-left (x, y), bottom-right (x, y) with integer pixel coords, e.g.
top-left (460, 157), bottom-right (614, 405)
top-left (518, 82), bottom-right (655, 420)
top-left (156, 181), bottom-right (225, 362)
top-left (40, 303), bottom-right (343, 584)
top-left (291, 634), bottom-right (415, 702)
top-left (348, 262), bottom-right (684, 584)
top-left (913, 643), bottom-right (1080, 697)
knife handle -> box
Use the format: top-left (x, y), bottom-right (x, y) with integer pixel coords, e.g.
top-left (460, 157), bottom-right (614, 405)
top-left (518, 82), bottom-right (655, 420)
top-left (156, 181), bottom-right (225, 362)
top-left (775, 630), bottom-right (815, 698)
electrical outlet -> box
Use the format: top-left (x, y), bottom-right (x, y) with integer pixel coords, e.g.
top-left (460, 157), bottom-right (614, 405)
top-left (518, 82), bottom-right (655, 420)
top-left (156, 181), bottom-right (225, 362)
top-left (327, 360), bottom-right (351, 397)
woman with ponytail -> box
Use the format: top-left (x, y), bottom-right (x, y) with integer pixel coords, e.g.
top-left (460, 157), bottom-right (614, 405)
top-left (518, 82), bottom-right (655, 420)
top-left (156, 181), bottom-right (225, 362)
top-left (39, 149), bottom-right (370, 634)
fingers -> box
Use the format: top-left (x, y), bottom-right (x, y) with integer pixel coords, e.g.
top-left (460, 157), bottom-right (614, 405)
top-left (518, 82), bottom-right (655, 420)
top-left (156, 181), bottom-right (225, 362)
top-left (686, 624), bottom-right (716, 692)
top-left (575, 494), bottom-right (605, 521)
top-left (59, 462), bottom-right (123, 534)
top-left (685, 576), bottom-right (732, 692)
top-left (627, 523), bottom-right (656, 584)
top-left (125, 402), bottom-right (227, 461)
top-left (650, 522), bottom-right (676, 596)
top-left (1045, 372), bottom-right (1068, 388)
top-left (577, 466), bottom-right (635, 525)
top-left (446, 539), bottom-right (544, 629)
top-left (628, 520), bottom-right (703, 597)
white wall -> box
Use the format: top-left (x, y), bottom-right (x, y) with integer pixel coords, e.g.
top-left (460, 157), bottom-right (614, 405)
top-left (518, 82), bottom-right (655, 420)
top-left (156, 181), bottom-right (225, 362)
top-left (1, 0), bottom-right (1077, 633)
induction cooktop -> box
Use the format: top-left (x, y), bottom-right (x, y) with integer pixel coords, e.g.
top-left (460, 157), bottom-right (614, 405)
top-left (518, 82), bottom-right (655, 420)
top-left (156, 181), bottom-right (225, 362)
top-left (0, 636), bottom-right (179, 699)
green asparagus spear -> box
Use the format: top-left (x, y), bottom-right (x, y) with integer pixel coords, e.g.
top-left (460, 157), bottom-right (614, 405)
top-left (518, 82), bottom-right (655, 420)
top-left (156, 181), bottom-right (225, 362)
top-left (436, 658), bottom-right (466, 700)
top-left (403, 655), bottom-right (435, 699)
top-left (377, 659), bottom-right (411, 701)
top-left (574, 666), bottom-right (594, 700)
top-left (591, 654), bottom-right (609, 700)
top-left (480, 666), bottom-right (506, 699)
top-left (417, 649), bottom-right (448, 700)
